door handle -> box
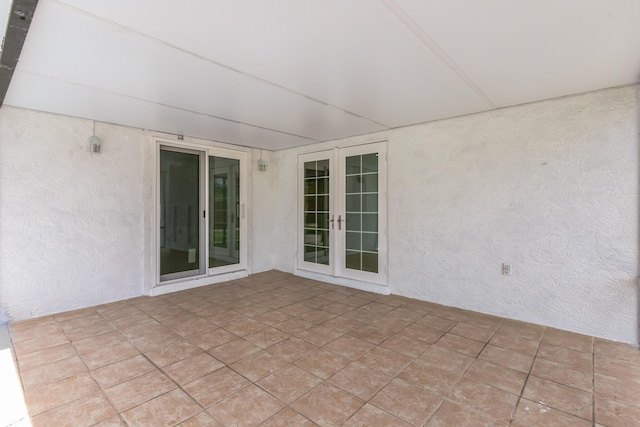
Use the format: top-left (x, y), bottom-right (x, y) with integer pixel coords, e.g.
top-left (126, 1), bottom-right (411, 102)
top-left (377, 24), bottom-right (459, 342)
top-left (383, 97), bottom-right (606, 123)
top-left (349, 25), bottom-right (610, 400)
top-left (330, 215), bottom-right (335, 229)
top-left (337, 215), bottom-right (343, 230)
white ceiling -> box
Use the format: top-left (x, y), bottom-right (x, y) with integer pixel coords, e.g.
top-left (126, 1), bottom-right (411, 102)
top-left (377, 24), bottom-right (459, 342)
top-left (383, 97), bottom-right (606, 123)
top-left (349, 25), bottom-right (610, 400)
top-left (4, 0), bottom-right (640, 150)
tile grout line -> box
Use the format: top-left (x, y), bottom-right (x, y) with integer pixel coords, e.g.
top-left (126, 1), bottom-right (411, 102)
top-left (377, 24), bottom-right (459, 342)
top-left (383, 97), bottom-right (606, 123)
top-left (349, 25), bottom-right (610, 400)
top-left (29, 312), bottom-right (101, 420)
top-left (304, 302), bottom-right (436, 424)
top-left (16, 292), bottom-right (470, 424)
top-left (132, 296), bottom-right (245, 424)
top-left (422, 315), bottom-right (482, 426)
top-left (18, 309), bottom-right (116, 424)
top-left (507, 326), bottom-right (546, 425)
top-left (95, 300), bottom-right (218, 424)
top-left (141, 296), bottom-right (227, 424)
top-left (252, 288), bottom-right (389, 425)
top-left (430, 317), bottom-right (527, 426)
top-left (591, 339), bottom-right (595, 427)
top-left (512, 331), bottom-right (597, 424)
top-left (281, 299), bottom-right (391, 423)
top-left (347, 307), bottom-right (434, 425)
top-left (93, 303), bottom-right (167, 426)
top-left (149, 285), bottom-right (363, 424)
top-left (11, 274), bottom-right (636, 426)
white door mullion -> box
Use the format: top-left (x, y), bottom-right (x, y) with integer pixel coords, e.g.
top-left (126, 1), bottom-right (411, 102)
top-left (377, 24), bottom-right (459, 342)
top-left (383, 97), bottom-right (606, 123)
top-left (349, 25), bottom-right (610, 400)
top-left (334, 147), bottom-right (344, 277)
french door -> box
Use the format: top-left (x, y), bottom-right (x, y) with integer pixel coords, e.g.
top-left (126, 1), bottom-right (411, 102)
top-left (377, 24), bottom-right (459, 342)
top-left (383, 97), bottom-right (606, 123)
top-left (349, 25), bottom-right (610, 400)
top-left (159, 144), bottom-right (246, 283)
top-left (298, 142), bottom-right (387, 285)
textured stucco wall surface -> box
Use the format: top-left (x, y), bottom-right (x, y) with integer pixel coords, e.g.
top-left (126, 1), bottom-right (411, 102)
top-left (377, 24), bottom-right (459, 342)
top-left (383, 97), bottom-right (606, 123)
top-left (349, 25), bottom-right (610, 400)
top-left (249, 148), bottom-right (278, 273)
top-left (389, 86), bottom-right (638, 344)
top-left (0, 107), bottom-right (275, 320)
top-left (0, 107), bottom-right (146, 319)
top-left (274, 85), bottom-right (639, 344)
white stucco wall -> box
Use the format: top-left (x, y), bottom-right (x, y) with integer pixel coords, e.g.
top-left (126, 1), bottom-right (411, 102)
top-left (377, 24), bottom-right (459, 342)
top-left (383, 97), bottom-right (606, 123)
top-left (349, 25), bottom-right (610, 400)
top-left (273, 85), bottom-right (639, 344)
top-left (0, 107), bottom-right (275, 320)
top-left (248, 148), bottom-right (278, 274)
top-left (0, 107), bottom-right (146, 319)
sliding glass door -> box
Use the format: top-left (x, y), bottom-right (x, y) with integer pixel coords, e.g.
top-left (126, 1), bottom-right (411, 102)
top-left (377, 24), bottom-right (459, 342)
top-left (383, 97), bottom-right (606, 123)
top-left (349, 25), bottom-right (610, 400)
top-left (159, 144), bottom-right (246, 284)
top-left (209, 157), bottom-right (240, 267)
top-left (159, 147), bottom-right (205, 281)
top-left (298, 142), bottom-right (387, 285)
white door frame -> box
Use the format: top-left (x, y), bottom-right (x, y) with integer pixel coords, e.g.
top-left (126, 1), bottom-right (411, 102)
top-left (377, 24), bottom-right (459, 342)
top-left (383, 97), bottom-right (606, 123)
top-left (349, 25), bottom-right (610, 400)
top-left (207, 156), bottom-right (246, 276)
top-left (296, 141), bottom-right (388, 288)
top-left (158, 145), bottom-right (207, 282)
top-left (337, 142), bottom-right (388, 285)
top-left (297, 150), bottom-right (335, 276)
top-left (154, 138), bottom-right (248, 288)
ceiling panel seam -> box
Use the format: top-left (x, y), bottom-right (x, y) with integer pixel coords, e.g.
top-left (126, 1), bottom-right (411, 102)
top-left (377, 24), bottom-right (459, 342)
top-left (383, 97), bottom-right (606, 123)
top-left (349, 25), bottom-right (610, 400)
top-left (380, 0), bottom-right (497, 109)
top-left (50, 0), bottom-right (391, 129)
top-left (11, 69), bottom-right (320, 143)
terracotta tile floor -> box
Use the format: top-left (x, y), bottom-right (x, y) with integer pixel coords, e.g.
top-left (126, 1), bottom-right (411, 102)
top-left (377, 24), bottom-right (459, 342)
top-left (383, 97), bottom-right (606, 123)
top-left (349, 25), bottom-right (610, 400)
top-left (7, 270), bottom-right (640, 426)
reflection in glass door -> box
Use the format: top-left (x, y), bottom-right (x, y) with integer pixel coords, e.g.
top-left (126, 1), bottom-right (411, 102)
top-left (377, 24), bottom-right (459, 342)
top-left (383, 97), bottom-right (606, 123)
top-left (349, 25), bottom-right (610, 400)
top-left (209, 156), bottom-right (240, 268)
top-left (159, 147), bottom-right (205, 281)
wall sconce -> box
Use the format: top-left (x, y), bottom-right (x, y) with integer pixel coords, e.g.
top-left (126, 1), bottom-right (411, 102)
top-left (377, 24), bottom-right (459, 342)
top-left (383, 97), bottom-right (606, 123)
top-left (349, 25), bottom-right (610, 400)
top-left (88, 136), bottom-right (101, 153)
top-left (258, 159), bottom-right (267, 172)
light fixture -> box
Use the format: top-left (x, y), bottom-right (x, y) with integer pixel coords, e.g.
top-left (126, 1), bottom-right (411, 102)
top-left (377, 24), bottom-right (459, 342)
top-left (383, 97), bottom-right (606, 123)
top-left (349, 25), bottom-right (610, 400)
top-left (88, 136), bottom-right (101, 153)
top-left (88, 121), bottom-right (101, 153)
top-left (258, 149), bottom-right (267, 172)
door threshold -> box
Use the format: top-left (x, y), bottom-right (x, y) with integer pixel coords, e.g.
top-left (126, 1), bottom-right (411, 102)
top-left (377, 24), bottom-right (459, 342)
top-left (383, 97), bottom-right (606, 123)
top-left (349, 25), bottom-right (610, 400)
top-left (150, 269), bottom-right (248, 296)
top-left (294, 269), bottom-right (390, 295)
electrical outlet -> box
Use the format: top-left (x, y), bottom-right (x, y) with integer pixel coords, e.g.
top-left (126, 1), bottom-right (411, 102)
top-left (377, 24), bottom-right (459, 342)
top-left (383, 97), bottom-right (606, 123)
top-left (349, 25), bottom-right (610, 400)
top-left (502, 263), bottom-right (511, 275)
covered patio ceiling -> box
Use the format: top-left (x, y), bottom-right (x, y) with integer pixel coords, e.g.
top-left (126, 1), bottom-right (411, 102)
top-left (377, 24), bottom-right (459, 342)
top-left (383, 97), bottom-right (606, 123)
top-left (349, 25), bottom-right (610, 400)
top-left (2, 0), bottom-right (639, 150)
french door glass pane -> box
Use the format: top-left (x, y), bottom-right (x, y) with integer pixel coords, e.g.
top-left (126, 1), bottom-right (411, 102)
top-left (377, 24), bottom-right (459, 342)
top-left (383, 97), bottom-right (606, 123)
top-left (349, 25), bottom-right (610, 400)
top-left (345, 153), bottom-right (378, 273)
top-left (160, 150), bottom-right (201, 277)
top-left (303, 160), bottom-right (330, 265)
top-left (209, 156), bottom-right (240, 268)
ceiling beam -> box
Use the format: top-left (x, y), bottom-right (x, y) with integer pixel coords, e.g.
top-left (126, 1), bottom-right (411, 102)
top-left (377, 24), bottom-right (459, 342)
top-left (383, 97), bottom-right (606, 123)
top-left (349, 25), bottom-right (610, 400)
top-left (0, 0), bottom-right (39, 106)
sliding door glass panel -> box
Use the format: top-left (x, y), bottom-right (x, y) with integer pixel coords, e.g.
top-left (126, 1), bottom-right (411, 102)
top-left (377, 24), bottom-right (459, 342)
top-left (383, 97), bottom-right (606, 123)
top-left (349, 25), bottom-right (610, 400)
top-left (344, 153), bottom-right (378, 273)
top-left (209, 156), bottom-right (240, 268)
top-left (160, 149), bottom-right (204, 280)
top-left (303, 159), bottom-right (330, 265)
